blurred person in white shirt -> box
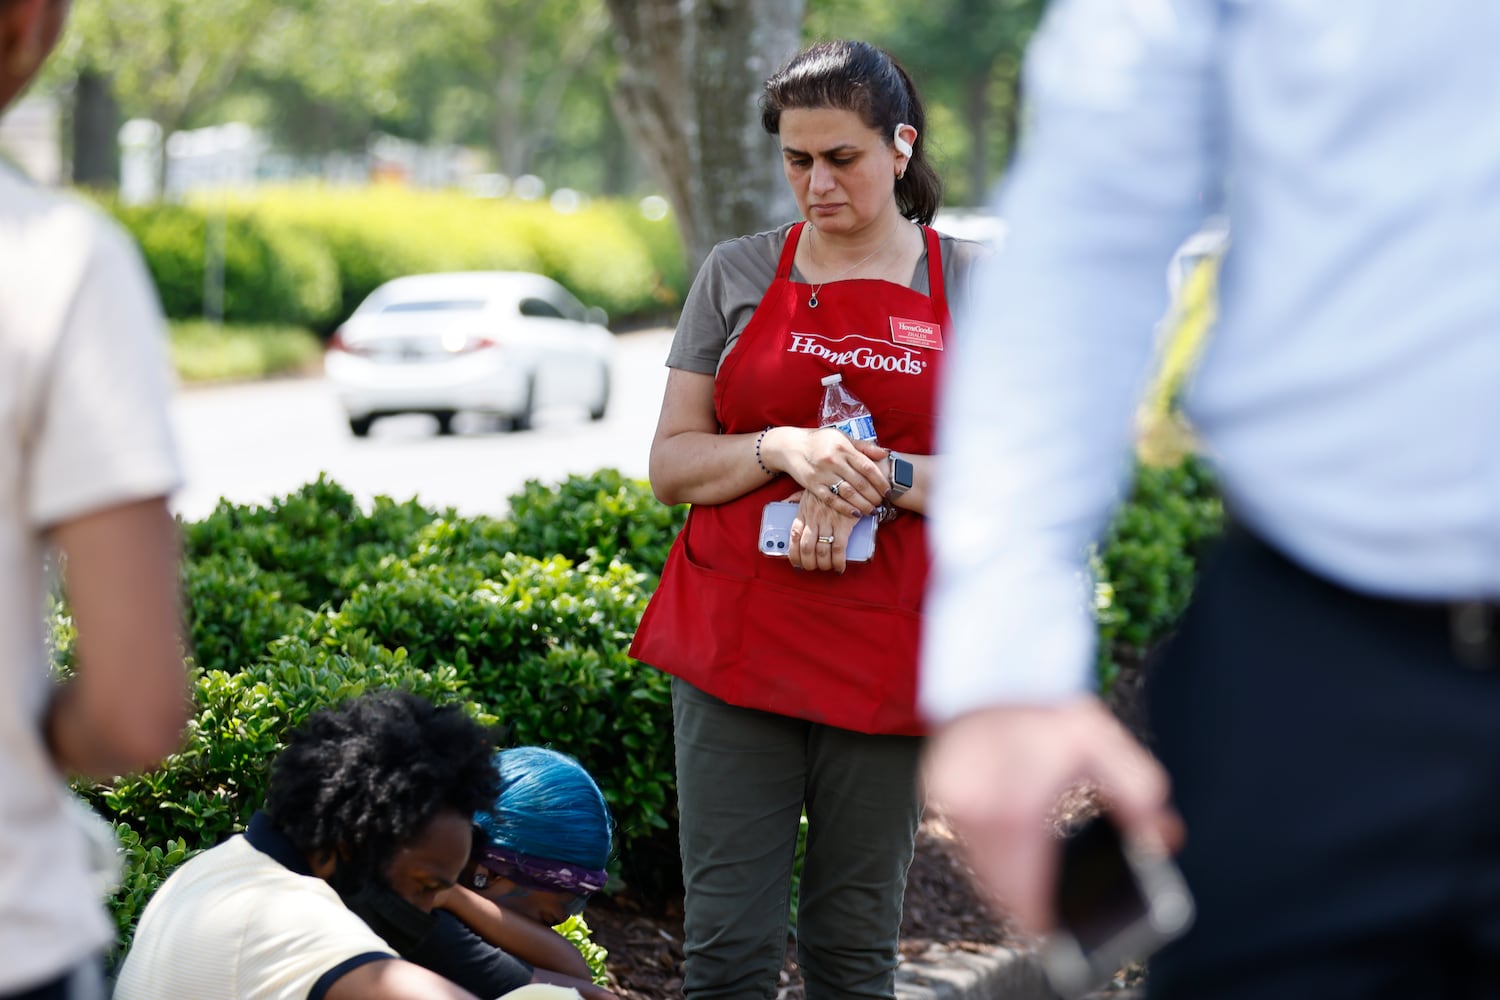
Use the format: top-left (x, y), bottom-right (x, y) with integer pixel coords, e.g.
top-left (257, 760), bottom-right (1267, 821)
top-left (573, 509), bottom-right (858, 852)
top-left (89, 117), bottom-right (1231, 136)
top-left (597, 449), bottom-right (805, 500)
top-left (922, 2), bottom-right (1500, 996)
top-left (0, 1), bottom-right (191, 996)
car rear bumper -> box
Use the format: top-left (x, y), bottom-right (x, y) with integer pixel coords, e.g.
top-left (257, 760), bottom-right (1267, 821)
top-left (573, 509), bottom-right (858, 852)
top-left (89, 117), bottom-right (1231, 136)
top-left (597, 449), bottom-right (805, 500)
top-left (325, 351), bottom-right (529, 417)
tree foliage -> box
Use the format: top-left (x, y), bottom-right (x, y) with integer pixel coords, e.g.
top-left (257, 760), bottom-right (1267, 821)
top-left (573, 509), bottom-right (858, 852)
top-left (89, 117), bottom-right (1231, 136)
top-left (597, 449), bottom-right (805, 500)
top-left (61, 0), bottom-right (295, 151)
top-left (44, 0), bottom-right (1044, 260)
top-left (53, 0), bottom-right (623, 191)
top-left (806, 0), bottom-right (1044, 205)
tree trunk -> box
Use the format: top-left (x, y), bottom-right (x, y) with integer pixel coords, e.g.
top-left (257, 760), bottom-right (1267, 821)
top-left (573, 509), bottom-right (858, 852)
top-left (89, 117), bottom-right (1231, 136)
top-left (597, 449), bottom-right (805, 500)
top-left (964, 70), bottom-right (989, 207)
top-left (597, 91), bottom-right (638, 196)
top-left (604, 0), bottom-right (803, 276)
top-left (154, 119), bottom-right (176, 197)
top-left (491, 31), bottom-right (530, 179)
top-left (71, 70), bottom-right (120, 190)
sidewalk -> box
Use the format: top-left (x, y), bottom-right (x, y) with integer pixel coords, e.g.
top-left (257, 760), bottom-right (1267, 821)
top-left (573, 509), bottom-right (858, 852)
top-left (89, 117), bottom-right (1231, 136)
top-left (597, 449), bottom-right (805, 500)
top-left (896, 943), bottom-right (1146, 1000)
top-left (895, 943), bottom-right (1054, 1000)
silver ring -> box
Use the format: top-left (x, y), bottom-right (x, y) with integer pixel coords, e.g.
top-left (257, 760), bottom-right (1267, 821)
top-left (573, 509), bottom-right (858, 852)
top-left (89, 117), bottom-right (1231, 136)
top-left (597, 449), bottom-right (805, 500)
top-left (829, 480), bottom-right (846, 497)
top-left (817, 535), bottom-right (836, 545)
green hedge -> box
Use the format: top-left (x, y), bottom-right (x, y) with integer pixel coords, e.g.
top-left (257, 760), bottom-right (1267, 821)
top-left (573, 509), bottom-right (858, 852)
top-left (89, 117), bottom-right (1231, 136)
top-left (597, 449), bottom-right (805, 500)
top-left (169, 320), bottom-right (323, 383)
top-left (1094, 456), bottom-right (1224, 692)
top-left (54, 471), bottom-right (688, 961)
top-left (54, 460), bottom-right (1218, 966)
top-left (108, 201), bottom-right (341, 329)
top-left (106, 187), bottom-right (688, 336)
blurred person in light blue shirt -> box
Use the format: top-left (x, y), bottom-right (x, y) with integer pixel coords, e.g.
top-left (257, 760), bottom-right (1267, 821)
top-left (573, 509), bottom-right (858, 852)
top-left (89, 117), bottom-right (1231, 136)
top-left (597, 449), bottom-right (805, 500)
top-left (921, 2), bottom-right (1500, 997)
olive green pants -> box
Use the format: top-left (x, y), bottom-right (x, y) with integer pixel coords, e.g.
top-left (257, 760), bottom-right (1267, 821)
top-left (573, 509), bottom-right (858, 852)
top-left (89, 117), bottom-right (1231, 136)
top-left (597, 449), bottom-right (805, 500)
top-left (672, 678), bottom-right (923, 1000)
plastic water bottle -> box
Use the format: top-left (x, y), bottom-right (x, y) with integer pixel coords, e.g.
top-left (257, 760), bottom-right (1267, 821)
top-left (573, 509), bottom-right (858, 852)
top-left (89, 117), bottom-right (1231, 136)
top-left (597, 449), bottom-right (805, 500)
top-left (818, 373), bottom-right (877, 443)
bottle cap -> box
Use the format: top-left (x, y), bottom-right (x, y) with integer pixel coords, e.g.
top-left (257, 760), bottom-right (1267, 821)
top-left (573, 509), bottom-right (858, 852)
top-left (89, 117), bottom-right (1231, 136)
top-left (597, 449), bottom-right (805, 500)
top-left (821, 374), bottom-right (842, 386)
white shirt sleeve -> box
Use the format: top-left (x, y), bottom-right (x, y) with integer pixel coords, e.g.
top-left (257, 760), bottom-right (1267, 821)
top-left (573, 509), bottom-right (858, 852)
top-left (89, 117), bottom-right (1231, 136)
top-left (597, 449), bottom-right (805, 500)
top-left (27, 216), bottom-right (181, 528)
top-left (921, 0), bottom-right (1224, 717)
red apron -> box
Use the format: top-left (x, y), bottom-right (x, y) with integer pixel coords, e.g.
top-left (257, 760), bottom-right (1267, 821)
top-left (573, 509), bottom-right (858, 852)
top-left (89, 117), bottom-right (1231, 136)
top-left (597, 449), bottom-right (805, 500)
top-left (630, 222), bottom-right (949, 736)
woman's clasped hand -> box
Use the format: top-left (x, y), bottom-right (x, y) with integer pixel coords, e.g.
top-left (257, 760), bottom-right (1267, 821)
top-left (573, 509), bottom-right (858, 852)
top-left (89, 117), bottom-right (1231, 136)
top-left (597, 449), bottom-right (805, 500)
top-left (768, 426), bottom-right (890, 573)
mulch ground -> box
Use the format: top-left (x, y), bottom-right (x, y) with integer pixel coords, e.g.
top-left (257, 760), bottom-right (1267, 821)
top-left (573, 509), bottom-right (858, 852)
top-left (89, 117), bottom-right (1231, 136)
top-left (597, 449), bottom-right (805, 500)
top-left (589, 670), bottom-right (1155, 998)
top-left (587, 815), bottom-right (1019, 999)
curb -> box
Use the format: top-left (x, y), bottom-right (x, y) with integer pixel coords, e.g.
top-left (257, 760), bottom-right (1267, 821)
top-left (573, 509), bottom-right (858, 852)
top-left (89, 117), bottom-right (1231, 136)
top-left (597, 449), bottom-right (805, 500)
top-left (896, 944), bottom-right (1056, 1000)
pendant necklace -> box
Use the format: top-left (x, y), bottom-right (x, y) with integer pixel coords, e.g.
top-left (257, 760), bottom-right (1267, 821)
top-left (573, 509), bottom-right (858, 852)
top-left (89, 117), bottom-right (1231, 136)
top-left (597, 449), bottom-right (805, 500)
top-left (806, 224), bottom-right (901, 308)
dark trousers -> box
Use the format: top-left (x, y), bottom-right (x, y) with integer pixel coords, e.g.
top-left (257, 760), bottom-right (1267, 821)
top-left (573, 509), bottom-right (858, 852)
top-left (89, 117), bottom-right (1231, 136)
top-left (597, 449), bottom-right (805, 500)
top-left (672, 678), bottom-right (923, 1000)
top-left (1145, 529), bottom-right (1500, 1000)
top-left (2, 963), bottom-right (103, 1000)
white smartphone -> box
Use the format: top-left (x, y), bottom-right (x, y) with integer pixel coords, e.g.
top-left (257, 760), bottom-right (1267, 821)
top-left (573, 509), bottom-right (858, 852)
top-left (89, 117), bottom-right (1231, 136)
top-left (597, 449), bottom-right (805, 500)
top-left (1040, 817), bottom-right (1195, 998)
top-left (758, 500), bottom-right (877, 561)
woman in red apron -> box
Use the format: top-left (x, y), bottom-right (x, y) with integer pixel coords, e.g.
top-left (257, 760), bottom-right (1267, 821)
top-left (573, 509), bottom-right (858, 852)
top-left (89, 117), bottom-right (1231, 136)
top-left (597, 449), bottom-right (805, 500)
top-left (631, 41), bottom-right (985, 999)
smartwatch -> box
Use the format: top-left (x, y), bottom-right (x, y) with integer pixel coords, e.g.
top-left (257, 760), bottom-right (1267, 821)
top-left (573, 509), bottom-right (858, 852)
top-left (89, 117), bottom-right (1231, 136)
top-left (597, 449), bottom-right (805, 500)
top-left (885, 451), bottom-right (914, 503)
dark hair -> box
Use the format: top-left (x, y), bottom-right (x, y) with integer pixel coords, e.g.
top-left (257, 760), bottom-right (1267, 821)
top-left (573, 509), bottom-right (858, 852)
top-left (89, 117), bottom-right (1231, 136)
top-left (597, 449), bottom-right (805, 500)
top-left (266, 690), bottom-right (499, 882)
top-left (760, 39), bottom-right (942, 225)
top-left (475, 747), bottom-right (613, 868)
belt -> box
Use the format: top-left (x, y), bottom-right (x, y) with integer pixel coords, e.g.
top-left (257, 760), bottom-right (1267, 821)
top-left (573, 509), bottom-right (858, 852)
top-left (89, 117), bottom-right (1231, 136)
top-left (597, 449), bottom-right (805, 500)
top-left (1443, 601), bottom-right (1500, 670)
top-left (1232, 524), bottom-right (1500, 671)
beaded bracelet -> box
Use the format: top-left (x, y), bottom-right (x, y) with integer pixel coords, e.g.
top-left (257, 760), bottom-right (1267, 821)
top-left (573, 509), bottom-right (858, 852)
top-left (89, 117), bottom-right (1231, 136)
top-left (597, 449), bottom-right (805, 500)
top-left (754, 426), bottom-right (776, 477)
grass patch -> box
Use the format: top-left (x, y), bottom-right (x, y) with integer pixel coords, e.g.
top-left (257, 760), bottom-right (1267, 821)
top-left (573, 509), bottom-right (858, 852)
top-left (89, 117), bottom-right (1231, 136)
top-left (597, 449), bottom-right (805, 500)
top-left (170, 320), bottom-right (322, 384)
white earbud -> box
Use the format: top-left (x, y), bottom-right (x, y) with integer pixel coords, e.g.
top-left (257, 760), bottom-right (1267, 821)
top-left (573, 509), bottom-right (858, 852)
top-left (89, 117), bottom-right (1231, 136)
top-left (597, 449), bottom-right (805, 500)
top-left (893, 123), bottom-right (915, 158)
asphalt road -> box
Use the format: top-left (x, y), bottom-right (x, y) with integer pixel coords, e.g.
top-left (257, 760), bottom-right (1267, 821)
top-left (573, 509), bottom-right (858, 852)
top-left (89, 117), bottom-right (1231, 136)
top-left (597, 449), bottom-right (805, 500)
top-left (170, 328), bottom-right (674, 522)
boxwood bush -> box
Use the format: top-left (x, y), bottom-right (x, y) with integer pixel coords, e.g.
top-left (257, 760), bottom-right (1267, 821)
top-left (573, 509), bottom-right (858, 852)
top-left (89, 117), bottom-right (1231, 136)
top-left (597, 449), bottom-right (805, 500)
top-left (53, 461), bottom-right (1217, 964)
top-left (106, 187), bottom-right (688, 337)
top-left (107, 200), bottom-right (340, 329)
top-left (169, 320), bottom-right (323, 383)
top-left (1095, 455), bottom-right (1224, 693)
top-left (223, 186), bottom-right (687, 334)
top-left (83, 636), bottom-right (489, 954)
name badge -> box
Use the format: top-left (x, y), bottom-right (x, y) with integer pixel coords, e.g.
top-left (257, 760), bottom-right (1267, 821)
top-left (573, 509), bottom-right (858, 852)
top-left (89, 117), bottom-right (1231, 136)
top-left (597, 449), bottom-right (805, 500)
top-left (890, 316), bottom-right (943, 351)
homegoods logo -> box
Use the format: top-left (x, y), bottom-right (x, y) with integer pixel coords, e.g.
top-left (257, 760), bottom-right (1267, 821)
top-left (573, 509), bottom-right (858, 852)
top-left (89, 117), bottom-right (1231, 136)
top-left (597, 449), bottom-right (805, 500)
top-left (786, 332), bottom-right (928, 375)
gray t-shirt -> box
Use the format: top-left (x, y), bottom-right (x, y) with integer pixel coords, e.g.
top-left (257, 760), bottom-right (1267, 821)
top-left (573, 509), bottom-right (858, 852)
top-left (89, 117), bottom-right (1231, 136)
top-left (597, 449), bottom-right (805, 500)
top-left (666, 222), bottom-right (988, 375)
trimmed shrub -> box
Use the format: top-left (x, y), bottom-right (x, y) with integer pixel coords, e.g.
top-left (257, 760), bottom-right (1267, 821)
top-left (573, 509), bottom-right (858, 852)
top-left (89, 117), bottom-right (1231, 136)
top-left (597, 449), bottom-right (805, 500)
top-left (182, 476), bottom-right (440, 612)
top-left (615, 206), bottom-right (690, 321)
top-left (226, 186), bottom-right (688, 334)
top-left (233, 186), bottom-right (539, 332)
top-left (1095, 456), bottom-right (1224, 692)
top-left (181, 550), bottom-right (309, 674)
top-left (54, 460), bottom-right (1220, 964)
top-left (484, 469), bottom-right (687, 581)
top-left (108, 825), bottom-right (190, 959)
top-left (86, 635), bottom-right (491, 954)
top-left (507, 200), bottom-right (680, 322)
top-left (114, 187), bottom-right (689, 336)
top-left (327, 549), bottom-right (675, 889)
top-left (556, 915), bottom-right (609, 986)
top-left (169, 320), bottom-right (322, 383)
top-left (107, 201), bottom-right (340, 328)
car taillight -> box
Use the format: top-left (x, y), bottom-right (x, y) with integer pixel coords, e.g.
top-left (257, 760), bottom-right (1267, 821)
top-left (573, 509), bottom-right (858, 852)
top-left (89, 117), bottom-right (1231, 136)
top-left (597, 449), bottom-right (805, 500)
top-left (327, 327), bottom-right (376, 358)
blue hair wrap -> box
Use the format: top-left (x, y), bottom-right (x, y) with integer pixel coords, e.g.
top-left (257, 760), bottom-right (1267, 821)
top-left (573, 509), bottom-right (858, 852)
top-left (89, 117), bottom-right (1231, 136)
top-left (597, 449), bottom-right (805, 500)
top-left (474, 747), bottom-right (613, 877)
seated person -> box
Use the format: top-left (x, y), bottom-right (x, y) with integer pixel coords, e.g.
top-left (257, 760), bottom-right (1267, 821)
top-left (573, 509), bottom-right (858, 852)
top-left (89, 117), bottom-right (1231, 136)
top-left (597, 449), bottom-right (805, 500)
top-left (406, 747), bottom-right (619, 1000)
top-left (114, 690), bottom-right (539, 1000)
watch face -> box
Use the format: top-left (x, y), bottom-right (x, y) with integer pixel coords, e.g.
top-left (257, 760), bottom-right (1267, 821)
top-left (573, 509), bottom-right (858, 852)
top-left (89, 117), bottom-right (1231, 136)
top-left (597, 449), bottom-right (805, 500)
top-left (891, 456), bottom-right (914, 491)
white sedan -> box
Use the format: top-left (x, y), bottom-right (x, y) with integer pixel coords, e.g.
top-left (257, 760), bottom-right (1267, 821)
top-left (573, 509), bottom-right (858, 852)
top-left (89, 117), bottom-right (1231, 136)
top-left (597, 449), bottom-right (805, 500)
top-left (325, 271), bottom-right (614, 436)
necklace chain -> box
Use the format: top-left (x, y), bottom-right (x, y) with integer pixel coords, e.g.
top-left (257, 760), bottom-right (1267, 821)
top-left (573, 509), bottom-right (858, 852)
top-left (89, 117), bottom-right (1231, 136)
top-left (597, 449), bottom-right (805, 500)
top-left (806, 223), bottom-right (903, 309)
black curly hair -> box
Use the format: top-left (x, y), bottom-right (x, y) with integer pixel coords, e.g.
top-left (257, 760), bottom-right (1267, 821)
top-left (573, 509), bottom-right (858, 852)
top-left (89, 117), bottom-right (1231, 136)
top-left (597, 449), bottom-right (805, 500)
top-left (265, 690), bottom-right (499, 883)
